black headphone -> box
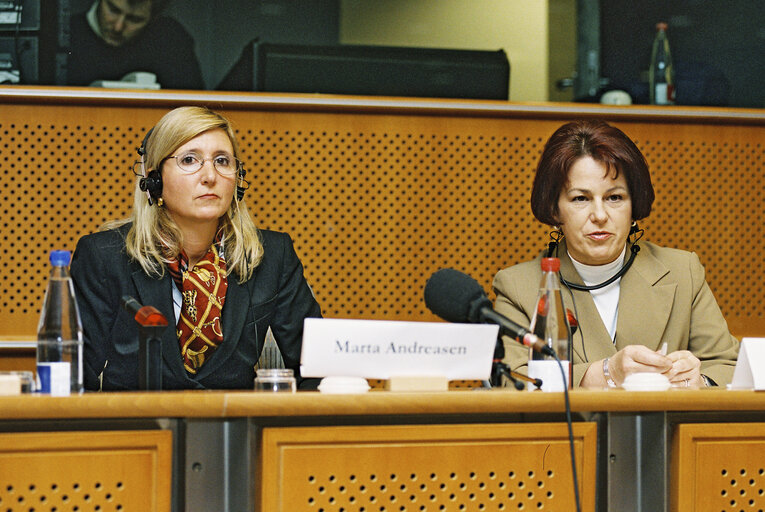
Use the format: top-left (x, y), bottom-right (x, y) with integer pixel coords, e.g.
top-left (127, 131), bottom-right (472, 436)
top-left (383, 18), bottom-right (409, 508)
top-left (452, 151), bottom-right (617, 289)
top-left (546, 222), bottom-right (642, 291)
top-left (137, 128), bottom-right (250, 206)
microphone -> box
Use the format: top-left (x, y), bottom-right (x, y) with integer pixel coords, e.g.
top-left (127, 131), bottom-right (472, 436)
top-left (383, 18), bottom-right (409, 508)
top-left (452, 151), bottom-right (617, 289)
top-left (121, 295), bottom-right (167, 390)
top-left (121, 295), bottom-right (168, 327)
top-left (424, 269), bottom-right (555, 357)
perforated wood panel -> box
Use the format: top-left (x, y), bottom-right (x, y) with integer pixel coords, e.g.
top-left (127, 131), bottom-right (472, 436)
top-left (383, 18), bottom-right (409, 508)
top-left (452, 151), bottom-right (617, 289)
top-left (671, 422), bottom-right (765, 512)
top-left (259, 422), bottom-right (597, 511)
top-left (0, 98), bottom-right (763, 340)
top-left (0, 429), bottom-right (172, 511)
top-left (235, 115), bottom-right (554, 323)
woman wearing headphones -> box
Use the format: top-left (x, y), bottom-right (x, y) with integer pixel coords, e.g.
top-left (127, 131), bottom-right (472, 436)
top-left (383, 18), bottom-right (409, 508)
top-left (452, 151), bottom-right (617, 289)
top-left (493, 120), bottom-right (738, 389)
top-left (71, 106), bottom-right (321, 390)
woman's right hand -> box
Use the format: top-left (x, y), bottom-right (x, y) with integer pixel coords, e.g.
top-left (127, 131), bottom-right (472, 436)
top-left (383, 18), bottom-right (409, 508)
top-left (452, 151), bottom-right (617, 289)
top-left (607, 345), bottom-right (673, 386)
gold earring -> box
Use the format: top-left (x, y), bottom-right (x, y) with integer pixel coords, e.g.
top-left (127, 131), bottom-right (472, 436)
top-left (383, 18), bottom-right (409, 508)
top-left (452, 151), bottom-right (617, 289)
top-left (157, 197), bottom-right (164, 207)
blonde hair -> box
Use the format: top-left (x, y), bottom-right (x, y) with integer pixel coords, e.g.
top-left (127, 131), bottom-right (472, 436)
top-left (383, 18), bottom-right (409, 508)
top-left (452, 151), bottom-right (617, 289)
top-left (105, 106), bottom-right (263, 282)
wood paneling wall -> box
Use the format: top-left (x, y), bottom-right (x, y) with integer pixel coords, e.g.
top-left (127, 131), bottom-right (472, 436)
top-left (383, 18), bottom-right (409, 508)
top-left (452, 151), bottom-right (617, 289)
top-left (1, 87), bottom-right (763, 344)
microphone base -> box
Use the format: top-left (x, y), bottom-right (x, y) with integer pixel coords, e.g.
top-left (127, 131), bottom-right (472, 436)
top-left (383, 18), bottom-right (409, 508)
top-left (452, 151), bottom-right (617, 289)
top-left (491, 361), bottom-right (524, 390)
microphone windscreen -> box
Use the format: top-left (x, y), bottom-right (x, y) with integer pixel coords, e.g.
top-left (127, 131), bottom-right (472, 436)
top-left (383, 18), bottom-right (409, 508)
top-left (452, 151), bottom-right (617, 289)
top-left (424, 268), bottom-right (488, 323)
top-left (121, 295), bottom-right (142, 316)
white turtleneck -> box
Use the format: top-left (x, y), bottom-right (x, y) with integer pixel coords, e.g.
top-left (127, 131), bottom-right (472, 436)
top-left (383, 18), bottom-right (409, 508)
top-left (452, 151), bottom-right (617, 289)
top-left (568, 246), bottom-right (627, 342)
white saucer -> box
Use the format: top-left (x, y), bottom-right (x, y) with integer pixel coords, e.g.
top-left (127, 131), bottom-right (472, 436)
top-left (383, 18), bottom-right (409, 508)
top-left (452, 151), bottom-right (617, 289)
top-left (621, 372), bottom-right (671, 391)
top-left (318, 376), bottom-right (371, 394)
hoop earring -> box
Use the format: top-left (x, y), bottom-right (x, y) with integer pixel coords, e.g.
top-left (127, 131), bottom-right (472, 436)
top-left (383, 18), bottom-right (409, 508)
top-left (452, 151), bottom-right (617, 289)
top-left (547, 227), bottom-right (563, 257)
top-left (629, 221), bottom-right (644, 243)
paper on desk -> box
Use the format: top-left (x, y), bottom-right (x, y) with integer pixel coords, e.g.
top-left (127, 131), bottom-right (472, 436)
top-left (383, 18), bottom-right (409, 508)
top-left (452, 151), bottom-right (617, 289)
top-left (300, 318), bottom-right (498, 380)
top-left (729, 338), bottom-right (765, 390)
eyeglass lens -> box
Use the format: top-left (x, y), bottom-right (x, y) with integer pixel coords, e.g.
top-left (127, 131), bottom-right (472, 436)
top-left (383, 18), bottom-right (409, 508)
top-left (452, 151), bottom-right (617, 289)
top-left (174, 153), bottom-right (239, 175)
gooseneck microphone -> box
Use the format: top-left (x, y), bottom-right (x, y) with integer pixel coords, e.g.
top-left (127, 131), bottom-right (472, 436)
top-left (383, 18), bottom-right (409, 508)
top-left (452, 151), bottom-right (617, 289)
top-left (121, 296), bottom-right (167, 390)
top-left (424, 268), bottom-right (555, 357)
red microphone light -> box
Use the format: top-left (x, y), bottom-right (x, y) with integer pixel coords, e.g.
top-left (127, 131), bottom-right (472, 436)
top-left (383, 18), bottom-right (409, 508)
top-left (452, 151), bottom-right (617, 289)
top-left (566, 309), bottom-right (578, 335)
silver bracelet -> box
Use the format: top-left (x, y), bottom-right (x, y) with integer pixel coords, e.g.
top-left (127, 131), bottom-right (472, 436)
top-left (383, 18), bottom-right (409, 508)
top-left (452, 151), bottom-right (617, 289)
top-left (603, 358), bottom-right (616, 388)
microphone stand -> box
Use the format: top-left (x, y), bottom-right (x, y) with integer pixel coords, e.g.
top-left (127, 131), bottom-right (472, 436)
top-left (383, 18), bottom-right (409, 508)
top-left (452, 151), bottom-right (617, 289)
top-left (490, 335), bottom-right (542, 390)
top-left (122, 296), bottom-right (168, 391)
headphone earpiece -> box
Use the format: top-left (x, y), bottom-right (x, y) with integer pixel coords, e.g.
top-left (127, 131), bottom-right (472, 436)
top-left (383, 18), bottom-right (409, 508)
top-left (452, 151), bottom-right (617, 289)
top-left (139, 169), bottom-right (163, 205)
top-left (137, 128), bottom-right (161, 206)
top-left (236, 165), bottom-right (250, 202)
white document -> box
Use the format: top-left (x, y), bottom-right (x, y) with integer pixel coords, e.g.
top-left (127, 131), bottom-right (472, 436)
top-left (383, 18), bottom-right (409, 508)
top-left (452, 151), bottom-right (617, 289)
top-left (729, 338), bottom-right (765, 390)
top-left (300, 318), bottom-right (499, 380)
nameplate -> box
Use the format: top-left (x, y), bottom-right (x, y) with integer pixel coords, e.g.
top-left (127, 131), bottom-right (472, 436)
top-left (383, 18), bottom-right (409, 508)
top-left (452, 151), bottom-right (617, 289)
top-left (729, 338), bottom-right (765, 390)
top-left (300, 318), bottom-right (498, 380)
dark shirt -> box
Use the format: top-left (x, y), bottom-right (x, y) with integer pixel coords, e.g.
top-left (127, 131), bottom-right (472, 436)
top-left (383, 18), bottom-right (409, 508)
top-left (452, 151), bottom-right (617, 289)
top-left (66, 12), bottom-right (205, 90)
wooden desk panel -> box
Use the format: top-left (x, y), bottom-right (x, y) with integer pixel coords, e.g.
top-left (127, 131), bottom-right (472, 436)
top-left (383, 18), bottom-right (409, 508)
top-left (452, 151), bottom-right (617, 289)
top-left (0, 430), bottom-right (172, 512)
top-left (1, 390), bottom-right (765, 512)
top-left (671, 422), bottom-right (765, 512)
top-left (259, 423), bottom-right (597, 512)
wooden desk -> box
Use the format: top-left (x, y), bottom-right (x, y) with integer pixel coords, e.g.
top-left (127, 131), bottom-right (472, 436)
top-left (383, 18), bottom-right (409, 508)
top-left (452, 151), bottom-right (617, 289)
top-left (1, 389), bottom-right (765, 512)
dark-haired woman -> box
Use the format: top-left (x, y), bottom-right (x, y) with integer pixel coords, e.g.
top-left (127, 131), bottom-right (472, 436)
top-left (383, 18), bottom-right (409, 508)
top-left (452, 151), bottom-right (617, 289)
top-left (493, 120), bottom-right (738, 389)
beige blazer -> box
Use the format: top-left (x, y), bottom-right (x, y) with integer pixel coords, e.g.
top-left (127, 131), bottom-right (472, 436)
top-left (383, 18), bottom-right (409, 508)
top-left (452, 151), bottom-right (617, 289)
top-left (492, 240), bottom-right (739, 387)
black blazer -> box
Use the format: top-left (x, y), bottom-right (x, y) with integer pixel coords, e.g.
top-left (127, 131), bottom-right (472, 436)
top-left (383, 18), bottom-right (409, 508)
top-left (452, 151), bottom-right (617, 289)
top-left (70, 224), bottom-right (322, 390)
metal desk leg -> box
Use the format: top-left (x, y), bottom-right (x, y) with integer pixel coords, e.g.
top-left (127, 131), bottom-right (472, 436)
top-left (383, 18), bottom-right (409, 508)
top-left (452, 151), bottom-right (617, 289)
top-left (607, 412), bottom-right (668, 512)
top-left (185, 419), bottom-right (251, 512)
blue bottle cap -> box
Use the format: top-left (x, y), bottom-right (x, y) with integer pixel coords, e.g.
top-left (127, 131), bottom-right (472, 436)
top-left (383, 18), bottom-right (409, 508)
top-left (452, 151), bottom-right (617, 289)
top-left (50, 250), bottom-right (71, 266)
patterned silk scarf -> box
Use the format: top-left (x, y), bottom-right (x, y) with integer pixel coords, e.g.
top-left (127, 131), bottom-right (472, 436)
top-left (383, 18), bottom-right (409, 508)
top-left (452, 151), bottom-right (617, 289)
top-left (168, 243), bottom-right (228, 374)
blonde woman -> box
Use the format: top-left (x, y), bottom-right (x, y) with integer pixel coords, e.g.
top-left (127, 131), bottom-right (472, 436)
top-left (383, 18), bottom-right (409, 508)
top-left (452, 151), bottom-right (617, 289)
top-left (71, 106), bottom-right (321, 390)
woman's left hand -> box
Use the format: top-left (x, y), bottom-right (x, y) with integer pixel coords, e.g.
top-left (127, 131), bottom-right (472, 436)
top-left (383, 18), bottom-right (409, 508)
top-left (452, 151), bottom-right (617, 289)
top-left (664, 350), bottom-right (704, 388)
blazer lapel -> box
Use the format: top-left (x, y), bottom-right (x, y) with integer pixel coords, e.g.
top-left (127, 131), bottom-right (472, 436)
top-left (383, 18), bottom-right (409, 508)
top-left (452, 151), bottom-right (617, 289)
top-left (614, 245), bottom-right (676, 352)
top-left (131, 268), bottom-right (188, 384)
top-left (194, 274), bottom-right (249, 380)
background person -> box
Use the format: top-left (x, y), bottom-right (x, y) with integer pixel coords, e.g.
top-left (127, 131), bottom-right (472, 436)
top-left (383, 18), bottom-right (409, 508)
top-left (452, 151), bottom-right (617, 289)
top-left (71, 106), bottom-right (321, 390)
top-left (66, 0), bottom-right (204, 89)
top-left (493, 119), bottom-right (738, 388)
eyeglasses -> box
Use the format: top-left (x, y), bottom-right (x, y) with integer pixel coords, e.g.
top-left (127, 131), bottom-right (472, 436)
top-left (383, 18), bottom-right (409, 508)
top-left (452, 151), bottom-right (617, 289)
top-left (166, 152), bottom-right (242, 177)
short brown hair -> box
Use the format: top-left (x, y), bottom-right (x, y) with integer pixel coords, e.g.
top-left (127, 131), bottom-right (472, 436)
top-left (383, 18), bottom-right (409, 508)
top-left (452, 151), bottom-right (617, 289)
top-left (530, 119), bottom-right (654, 226)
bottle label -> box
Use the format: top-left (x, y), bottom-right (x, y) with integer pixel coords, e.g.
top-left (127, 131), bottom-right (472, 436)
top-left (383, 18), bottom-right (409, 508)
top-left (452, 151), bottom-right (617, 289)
top-left (36, 362), bottom-right (71, 396)
top-left (655, 83), bottom-right (669, 104)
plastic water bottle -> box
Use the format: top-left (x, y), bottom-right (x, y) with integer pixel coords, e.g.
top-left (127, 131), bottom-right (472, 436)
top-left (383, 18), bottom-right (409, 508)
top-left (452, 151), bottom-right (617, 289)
top-left (527, 257), bottom-right (571, 391)
top-left (649, 22), bottom-right (675, 105)
top-left (36, 250), bottom-right (84, 395)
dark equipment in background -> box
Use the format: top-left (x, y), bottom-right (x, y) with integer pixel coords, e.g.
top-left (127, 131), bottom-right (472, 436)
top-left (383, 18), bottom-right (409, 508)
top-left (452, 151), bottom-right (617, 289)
top-left (0, 0), bottom-right (67, 85)
top-left (218, 41), bottom-right (510, 100)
